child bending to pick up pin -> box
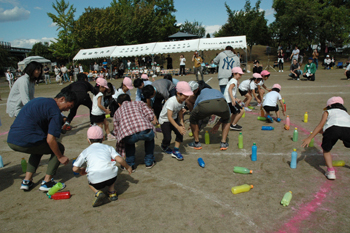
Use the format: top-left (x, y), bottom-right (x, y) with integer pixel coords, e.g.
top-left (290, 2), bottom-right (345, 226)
top-left (261, 84), bottom-right (285, 123)
top-left (301, 97), bottom-right (350, 180)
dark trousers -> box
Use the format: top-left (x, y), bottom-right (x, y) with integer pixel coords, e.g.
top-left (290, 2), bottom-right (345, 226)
top-left (346, 71), bottom-right (350, 79)
top-left (160, 121), bottom-right (183, 148)
top-left (179, 65), bottom-right (185, 75)
top-left (153, 93), bottom-right (165, 120)
top-left (67, 96), bottom-right (92, 123)
top-left (8, 142), bottom-right (65, 175)
top-left (303, 73), bottom-right (315, 81)
top-left (118, 69), bottom-right (124, 79)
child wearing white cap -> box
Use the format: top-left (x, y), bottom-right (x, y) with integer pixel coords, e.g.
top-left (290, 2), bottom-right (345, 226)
top-left (158, 81), bottom-right (193, 160)
top-left (261, 84), bottom-right (285, 123)
top-left (302, 97), bottom-right (350, 180)
top-left (73, 126), bottom-right (132, 207)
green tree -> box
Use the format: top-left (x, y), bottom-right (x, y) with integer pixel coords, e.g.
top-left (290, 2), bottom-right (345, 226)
top-left (28, 42), bottom-right (54, 60)
top-left (214, 0), bottom-right (270, 60)
top-left (47, 0), bottom-right (76, 62)
top-left (179, 20), bottom-right (206, 37)
top-left (206, 33), bottom-right (211, 38)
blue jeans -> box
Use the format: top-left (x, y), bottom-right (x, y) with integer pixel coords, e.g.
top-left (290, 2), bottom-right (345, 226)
top-left (123, 129), bottom-right (155, 166)
top-left (63, 73), bottom-right (69, 82)
top-left (314, 59), bottom-right (318, 69)
top-left (219, 85), bottom-right (226, 94)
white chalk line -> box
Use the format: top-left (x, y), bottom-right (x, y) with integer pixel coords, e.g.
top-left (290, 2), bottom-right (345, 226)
top-left (138, 170), bottom-right (257, 228)
top-left (154, 151), bottom-right (323, 157)
top-left (283, 91), bottom-right (350, 96)
top-left (205, 77), bottom-right (213, 83)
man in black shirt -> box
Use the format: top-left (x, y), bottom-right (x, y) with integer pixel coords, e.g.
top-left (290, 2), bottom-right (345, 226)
top-left (253, 60), bottom-right (263, 73)
top-left (166, 55), bottom-right (173, 69)
top-left (288, 59), bottom-right (302, 80)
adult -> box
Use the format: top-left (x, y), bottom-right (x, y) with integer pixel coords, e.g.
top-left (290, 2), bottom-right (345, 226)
top-left (54, 65), bottom-right (60, 77)
top-left (163, 74), bottom-right (179, 86)
top-left (15, 69), bottom-right (22, 80)
top-left (127, 60), bottom-right (131, 70)
top-left (188, 88), bottom-right (231, 151)
top-left (277, 50), bottom-right (284, 72)
top-left (113, 94), bottom-right (157, 171)
top-left (6, 61), bottom-right (42, 117)
top-left (79, 63), bottom-right (84, 73)
top-left (213, 46), bottom-right (240, 93)
top-left (7, 90), bottom-right (76, 191)
top-left (61, 64), bottom-right (69, 82)
top-left (166, 55), bottom-right (173, 69)
top-left (93, 62), bottom-right (99, 72)
top-left (312, 49), bottom-right (319, 69)
top-left (303, 57), bottom-right (317, 81)
top-left (43, 65), bottom-right (51, 85)
top-left (74, 65), bottom-right (79, 81)
top-left (68, 65), bottom-right (74, 82)
top-left (5, 69), bottom-right (14, 89)
top-left (288, 59), bottom-right (302, 80)
top-left (118, 60), bottom-right (125, 79)
top-left (290, 46), bottom-right (300, 62)
top-left (179, 54), bottom-right (186, 76)
top-left (102, 59), bottom-right (108, 70)
top-left (134, 75), bottom-right (152, 102)
top-left (192, 52), bottom-right (204, 81)
top-left (253, 60), bottom-right (263, 74)
top-left (61, 73), bottom-right (95, 130)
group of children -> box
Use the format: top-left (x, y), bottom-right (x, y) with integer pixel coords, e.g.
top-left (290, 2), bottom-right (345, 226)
top-left (68, 68), bottom-right (350, 207)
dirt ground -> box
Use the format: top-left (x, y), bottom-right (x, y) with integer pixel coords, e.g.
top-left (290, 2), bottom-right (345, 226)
top-left (1, 66), bottom-right (350, 233)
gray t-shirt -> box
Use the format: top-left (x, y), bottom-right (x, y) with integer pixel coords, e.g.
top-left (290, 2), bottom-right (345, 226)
top-left (152, 79), bottom-right (175, 100)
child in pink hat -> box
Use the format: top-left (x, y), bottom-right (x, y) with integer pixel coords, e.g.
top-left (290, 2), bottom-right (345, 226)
top-left (238, 73), bottom-right (263, 112)
top-left (255, 70), bottom-right (271, 105)
top-left (158, 81), bottom-right (193, 160)
top-left (261, 83), bottom-right (285, 123)
top-left (302, 97), bottom-right (350, 180)
top-left (112, 77), bottom-right (133, 101)
top-left (73, 126), bottom-right (132, 207)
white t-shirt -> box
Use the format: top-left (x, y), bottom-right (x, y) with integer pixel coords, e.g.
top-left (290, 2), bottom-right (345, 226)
top-left (79, 65), bottom-right (83, 73)
top-left (6, 72), bottom-right (13, 81)
top-left (61, 66), bottom-right (67, 73)
top-left (112, 88), bottom-right (131, 101)
top-left (180, 58), bottom-right (186, 66)
top-left (323, 109), bottom-right (350, 132)
top-left (224, 78), bottom-right (238, 103)
top-left (257, 80), bottom-right (264, 87)
top-left (239, 79), bottom-right (256, 92)
top-left (292, 49), bottom-right (300, 59)
top-left (54, 67), bottom-right (60, 75)
top-left (347, 64), bottom-right (350, 71)
top-left (92, 92), bottom-right (105, 116)
top-left (73, 143), bottom-right (120, 184)
top-left (56, 74), bottom-right (61, 82)
top-left (158, 96), bottom-right (185, 124)
top-left (262, 91), bottom-right (282, 107)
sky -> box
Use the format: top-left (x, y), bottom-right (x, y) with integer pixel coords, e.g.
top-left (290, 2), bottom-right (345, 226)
top-left (0, 0), bottom-right (275, 49)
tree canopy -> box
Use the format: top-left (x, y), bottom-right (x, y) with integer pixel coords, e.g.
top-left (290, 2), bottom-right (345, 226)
top-left (28, 42), bottom-right (54, 61)
top-left (179, 20), bottom-right (206, 38)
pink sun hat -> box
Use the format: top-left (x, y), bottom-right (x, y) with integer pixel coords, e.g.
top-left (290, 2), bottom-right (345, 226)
top-left (96, 77), bottom-right (109, 89)
top-left (176, 81), bottom-right (194, 96)
top-left (261, 70), bottom-right (270, 76)
top-left (253, 73), bottom-right (262, 79)
top-left (326, 96), bottom-right (344, 107)
top-left (87, 126), bottom-right (104, 139)
top-left (231, 67), bottom-right (244, 74)
top-left (141, 74), bottom-right (149, 80)
top-left (272, 84), bottom-right (281, 90)
top-left (123, 77), bottom-right (134, 90)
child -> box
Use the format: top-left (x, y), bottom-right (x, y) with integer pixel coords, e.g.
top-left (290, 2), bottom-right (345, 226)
top-left (302, 97), bottom-right (350, 180)
top-left (92, 78), bottom-right (115, 141)
top-left (256, 70), bottom-right (272, 105)
top-left (224, 67), bottom-right (244, 131)
top-left (158, 81), bottom-right (193, 160)
top-left (112, 77), bottom-right (133, 101)
top-left (56, 71), bottom-right (63, 85)
top-left (238, 73), bottom-right (262, 112)
top-left (134, 75), bottom-right (152, 102)
top-left (261, 84), bottom-right (285, 123)
top-left (73, 126), bottom-right (132, 207)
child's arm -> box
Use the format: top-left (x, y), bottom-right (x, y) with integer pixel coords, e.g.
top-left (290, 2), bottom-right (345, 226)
top-left (72, 166), bottom-right (87, 175)
top-left (279, 99), bottom-right (286, 116)
top-left (262, 84), bottom-right (271, 92)
top-left (251, 88), bottom-right (260, 103)
top-left (114, 156), bottom-right (132, 175)
top-left (97, 96), bottom-right (110, 114)
top-left (178, 108), bottom-right (185, 127)
top-left (228, 83), bottom-right (236, 104)
top-left (301, 111), bottom-right (328, 148)
top-left (167, 109), bottom-right (186, 135)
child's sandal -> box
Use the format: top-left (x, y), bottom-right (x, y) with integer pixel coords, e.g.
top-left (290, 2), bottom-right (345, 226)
top-left (108, 191), bottom-right (118, 201)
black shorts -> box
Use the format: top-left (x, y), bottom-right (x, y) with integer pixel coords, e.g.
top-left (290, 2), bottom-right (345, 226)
top-left (228, 102), bottom-right (242, 114)
top-left (239, 89), bottom-right (248, 96)
top-left (321, 126), bottom-right (350, 152)
top-left (91, 114), bottom-right (105, 124)
top-left (263, 105), bottom-right (279, 112)
top-left (89, 176), bottom-right (117, 190)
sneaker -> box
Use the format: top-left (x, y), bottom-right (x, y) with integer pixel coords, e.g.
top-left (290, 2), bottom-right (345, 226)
top-left (107, 134), bottom-right (116, 141)
top-left (282, 70), bottom-right (284, 72)
top-left (161, 146), bottom-right (173, 154)
top-left (220, 142), bottom-right (229, 151)
top-left (297, 78), bottom-right (300, 81)
top-left (20, 180), bottom-right (34, 191)
top-left (325, 170), bottom-right (336, 180)
top-left (276, 118), bottom-right (281, 122)
top-left (92, 191), bottom-right (106, 207)
top-left (188, 141), bottom-right (202, 150)
top-left (257, 103), bottom-right (261, 107)
top-left (121, 165), bottom-right (136, 173)
top-left (267, 115), bottom-right (274, 123)
top-left (172, 150), bottom-right (184, 161)
top-left (279, 70), bottom-right (281, 72)
top-left (230, 124), bottom-right (242, 131)
top-left (244, 107), bottom-right (252, 112)
top-left (108, 191), bottom-right (118, 201)
top-left (146, 161), bottom-right (156, 169)
top-left (39, 178), bottom-right (66, 191)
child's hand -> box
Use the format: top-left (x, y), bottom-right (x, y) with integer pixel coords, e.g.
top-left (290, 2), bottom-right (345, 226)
top-left (126, 166), bottom-right (132, 175)
top-left (177, 126), bottom-right (186, 135)
top-left (105, 109), bottom-right (111, 115)
top-left (301, 138), bottom-right (311, 148)
top-left (80, 167), bottom-right (87, 175)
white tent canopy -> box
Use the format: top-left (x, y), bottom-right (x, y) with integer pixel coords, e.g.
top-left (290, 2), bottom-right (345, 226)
top-left (73, 46), bottom-right (117, 61)
top-left (73, 36), bottom-right (247, 61)
top-left (18, 56), bottom-right (51, 71)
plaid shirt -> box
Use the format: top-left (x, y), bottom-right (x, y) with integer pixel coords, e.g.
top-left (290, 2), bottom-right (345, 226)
top-left (113, 101), bottom-right (155, 157)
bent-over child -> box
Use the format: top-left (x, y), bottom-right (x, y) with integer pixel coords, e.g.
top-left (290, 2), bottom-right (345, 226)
top-left (238, 73), bottom-right (262, 112)
top-left (256, 70), bottom-right (271, 105)
top-left (261, 84), bottom-right (285, 123)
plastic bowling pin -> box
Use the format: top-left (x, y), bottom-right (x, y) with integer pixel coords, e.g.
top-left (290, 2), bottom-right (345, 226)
top-left (260, 109), bottom-right (265, 117)
top-left (257, 116), bottom-right (267, 121)
top-left (242, 109), bottom-right (245, 118)
top-left (281, 191), bottom-right (293, 206)
top-left (204, 131), bottom-right (210, 144)
top-left (51, 191), bottom-right (71, 200)
top-left (248, 106), bottom-right (255, 110)
top-left (231, 184), bottom-right (254, 194)
top-left (233, 166), bottom-right (253, 174)
top-left (293, 128), bottom-right (298, 142)
top-left (238, 132), bottom-right (243, 149)
top-left (290, 149), bottom-right (297, 169)
top-left (198, 158), bottom-right (205, 168)
top-left (0, 155), bottom-right (3, 168)
top-left (21, 158), bottom-right (27, 173)
top-left (251, 143), bottom-right (257, 161)
top-left (47, 182), bottom-right (63, 198)
top-left (304, 112), bottom-right (308, 123)
top-left (105, 114), bottom-right (110, 118)
top-left (261, 126), bottom-right (274, 130)
top-left (332, 160), bottom-right (345, 167)
top-left (284, 115), bottom-right (290, 130)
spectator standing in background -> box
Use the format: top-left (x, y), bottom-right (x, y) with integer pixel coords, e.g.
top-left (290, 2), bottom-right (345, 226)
top-left (290, 46), bottom-right (300, 62)
top-left (312, 49), bottom-right (319, 69)
top-left (179, 54), bottom-right (186, 76)
top-left (166, 55), bottom-right (173, 69)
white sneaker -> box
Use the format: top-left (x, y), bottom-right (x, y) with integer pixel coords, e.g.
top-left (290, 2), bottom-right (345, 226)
top-left (282, 70), bottom-right (284, 72)
top-left (279, 70), bottom-right (281, 72)
top-left (325, 170), bottom-right (336, 180)
top-left (257, 103), bottom-right (261, 107)
top-left (244, 107), bottom-right (252, 112)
